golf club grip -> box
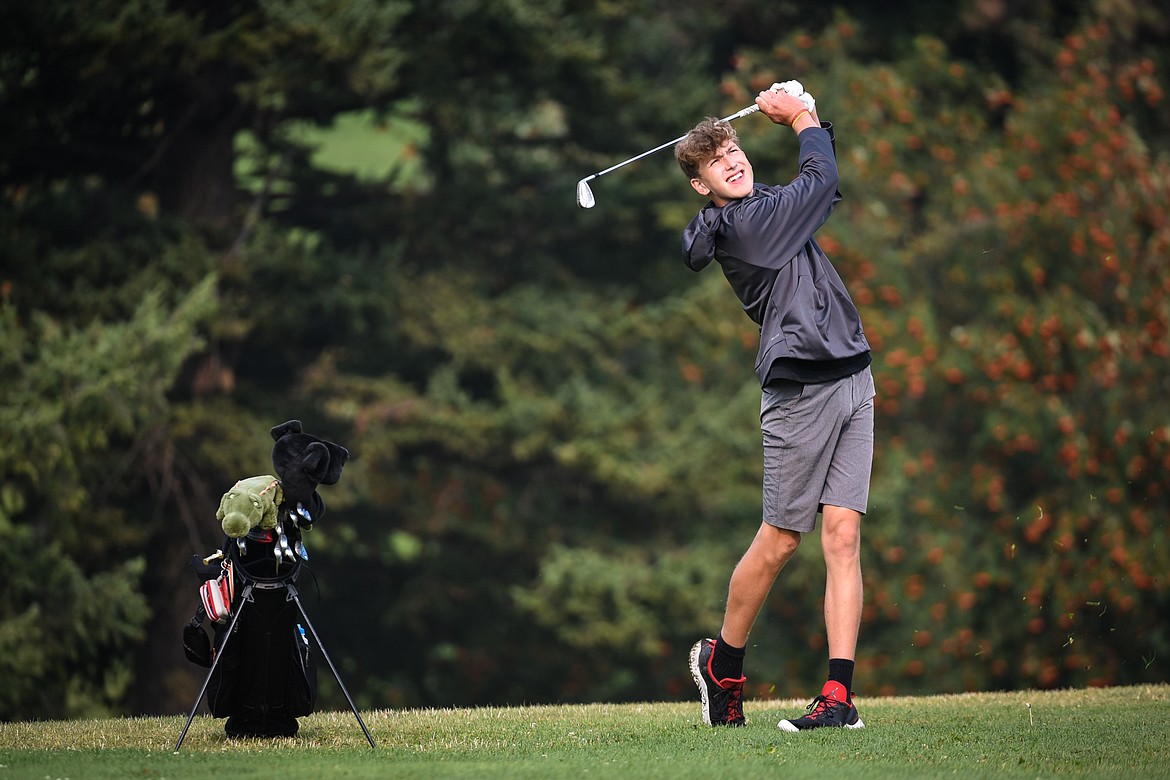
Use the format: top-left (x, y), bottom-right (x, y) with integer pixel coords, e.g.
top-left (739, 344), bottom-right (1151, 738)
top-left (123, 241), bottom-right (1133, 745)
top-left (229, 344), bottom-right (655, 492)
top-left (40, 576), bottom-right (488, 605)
top-left (722, 104), bottom-right (761, 121)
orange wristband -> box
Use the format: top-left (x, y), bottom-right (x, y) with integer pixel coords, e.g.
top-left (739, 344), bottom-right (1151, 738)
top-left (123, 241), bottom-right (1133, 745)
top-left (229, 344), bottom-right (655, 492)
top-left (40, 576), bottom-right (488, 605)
top-left (791, 109), bottom-right (811, 127)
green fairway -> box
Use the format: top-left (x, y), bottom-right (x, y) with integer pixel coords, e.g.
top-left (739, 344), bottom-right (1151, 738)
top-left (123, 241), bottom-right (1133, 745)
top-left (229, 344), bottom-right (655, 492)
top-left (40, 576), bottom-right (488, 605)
top-left (1, 685), bottom-right (1168, 779)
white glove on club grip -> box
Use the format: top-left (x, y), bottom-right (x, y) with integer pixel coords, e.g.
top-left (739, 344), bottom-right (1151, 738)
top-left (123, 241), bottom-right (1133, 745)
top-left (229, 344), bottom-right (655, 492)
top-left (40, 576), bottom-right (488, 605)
top-left (770, 81), bottom-right (816, 114)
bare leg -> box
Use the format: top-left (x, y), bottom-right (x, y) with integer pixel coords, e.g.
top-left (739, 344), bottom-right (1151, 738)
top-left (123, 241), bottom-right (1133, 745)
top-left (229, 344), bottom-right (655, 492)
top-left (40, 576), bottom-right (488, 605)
top-left (719, 522), bottom-right (801, 647)
top-left (821, 504), bottom-right (863, 660)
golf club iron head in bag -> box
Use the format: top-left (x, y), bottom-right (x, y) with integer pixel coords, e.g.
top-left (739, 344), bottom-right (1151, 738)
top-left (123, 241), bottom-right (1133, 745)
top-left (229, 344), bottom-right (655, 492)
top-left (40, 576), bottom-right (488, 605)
top-left (575, 81), bottom-right (814, 209)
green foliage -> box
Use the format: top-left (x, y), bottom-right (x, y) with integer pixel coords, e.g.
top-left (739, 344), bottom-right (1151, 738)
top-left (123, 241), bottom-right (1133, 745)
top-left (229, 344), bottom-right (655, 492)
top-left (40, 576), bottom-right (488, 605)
top-left (280, 265), bottom-right (765, 707)
top-left (0, 270), bottom-right (218, 718)
top-left (731, 8), bottom-right (1170, 695)
top-left (1, 0), bottom-right (1168, 721)
top-left (0, 536), bottom-right (148, 720)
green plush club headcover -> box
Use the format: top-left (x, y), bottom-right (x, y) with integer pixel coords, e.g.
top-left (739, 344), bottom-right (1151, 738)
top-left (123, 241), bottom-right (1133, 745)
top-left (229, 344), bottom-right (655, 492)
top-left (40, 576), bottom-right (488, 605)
top-left (216, 475), bottom-right (284, 539)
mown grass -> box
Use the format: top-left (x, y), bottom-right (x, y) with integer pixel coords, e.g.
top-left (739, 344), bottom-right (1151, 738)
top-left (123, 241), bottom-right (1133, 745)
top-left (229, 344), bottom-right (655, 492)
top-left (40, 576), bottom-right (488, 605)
top-left (1, 685), bottom-right (1168, 779)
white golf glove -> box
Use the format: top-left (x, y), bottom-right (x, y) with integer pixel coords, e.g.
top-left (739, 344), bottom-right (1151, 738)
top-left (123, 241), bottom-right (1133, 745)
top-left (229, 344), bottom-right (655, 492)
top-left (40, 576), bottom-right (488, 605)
top-left (773, 80), bottom-right (804, 96)
top-left (771, 81), bottom-right (817, 114)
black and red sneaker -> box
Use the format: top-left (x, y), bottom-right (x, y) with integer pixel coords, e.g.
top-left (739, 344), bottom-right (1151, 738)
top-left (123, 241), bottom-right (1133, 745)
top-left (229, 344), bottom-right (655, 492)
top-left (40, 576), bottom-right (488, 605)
top-left (778, 680), bottom-right (864, 731)
top-left (689, 638), bottom-right (746, 726)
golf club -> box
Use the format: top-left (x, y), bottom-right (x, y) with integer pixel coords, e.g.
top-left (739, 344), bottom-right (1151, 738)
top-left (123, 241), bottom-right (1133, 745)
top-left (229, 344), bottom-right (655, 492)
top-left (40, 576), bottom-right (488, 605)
top-left (575, 82), bottom-right (814, 209)
top-left (575, 104), bottom-right (761, 209)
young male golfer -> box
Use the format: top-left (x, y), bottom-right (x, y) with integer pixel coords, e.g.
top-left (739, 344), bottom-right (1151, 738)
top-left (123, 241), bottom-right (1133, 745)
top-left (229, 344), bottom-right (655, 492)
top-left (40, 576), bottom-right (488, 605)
top-left (678, 85), bottom-right (874, 731)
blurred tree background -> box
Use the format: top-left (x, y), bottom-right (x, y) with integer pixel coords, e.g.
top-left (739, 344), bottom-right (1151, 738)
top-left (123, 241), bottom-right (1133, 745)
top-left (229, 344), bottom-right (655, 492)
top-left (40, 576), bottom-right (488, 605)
top-left (1, 0), bottom-right (1167, 719)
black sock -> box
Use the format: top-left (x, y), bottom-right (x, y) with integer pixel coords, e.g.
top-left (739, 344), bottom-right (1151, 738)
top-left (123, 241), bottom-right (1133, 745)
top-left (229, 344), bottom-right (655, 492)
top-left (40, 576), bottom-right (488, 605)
top-left (711, 634), bottom-right (746, 681)
top-left (828, 658), bottom-right (855, 694)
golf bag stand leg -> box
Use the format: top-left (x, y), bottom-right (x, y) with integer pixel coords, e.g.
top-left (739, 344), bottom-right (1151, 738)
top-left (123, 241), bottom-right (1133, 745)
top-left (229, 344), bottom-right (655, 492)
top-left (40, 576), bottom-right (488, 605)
top-left (174, 582), bottom-right (256, 752)
top-left (286, 581), bottom-right (377, 749)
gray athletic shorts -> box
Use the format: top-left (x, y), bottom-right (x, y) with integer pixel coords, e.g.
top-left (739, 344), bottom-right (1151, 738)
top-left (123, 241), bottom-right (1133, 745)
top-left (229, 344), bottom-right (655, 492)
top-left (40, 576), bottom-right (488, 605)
top-left (760, 366), bottom-right (875, 532)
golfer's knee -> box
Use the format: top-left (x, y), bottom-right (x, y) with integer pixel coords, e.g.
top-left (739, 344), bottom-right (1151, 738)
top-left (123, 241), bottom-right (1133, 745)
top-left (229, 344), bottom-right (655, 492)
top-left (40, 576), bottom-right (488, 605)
top-left (754, 525), bottom-right (801, 570)
top-left (824, 537), bottom-right (859, 567)
top-left (822, 515), bottom-right (861, 561)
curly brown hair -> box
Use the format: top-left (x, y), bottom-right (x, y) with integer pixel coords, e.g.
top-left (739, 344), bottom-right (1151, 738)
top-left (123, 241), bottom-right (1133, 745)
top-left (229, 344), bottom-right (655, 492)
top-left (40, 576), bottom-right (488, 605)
top-left (675, 117), bottom-right (740, 180)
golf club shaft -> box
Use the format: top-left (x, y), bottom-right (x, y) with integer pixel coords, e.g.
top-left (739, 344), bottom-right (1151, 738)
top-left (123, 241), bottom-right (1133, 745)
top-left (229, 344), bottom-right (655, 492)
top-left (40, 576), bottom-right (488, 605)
top-left (583, 103), bottom-right (761, 185)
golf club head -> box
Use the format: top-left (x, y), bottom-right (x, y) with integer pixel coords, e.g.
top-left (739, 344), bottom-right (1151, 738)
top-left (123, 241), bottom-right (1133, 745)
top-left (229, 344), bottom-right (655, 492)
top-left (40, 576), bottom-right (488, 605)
top-left (576, 178), bottom-right (596, 209)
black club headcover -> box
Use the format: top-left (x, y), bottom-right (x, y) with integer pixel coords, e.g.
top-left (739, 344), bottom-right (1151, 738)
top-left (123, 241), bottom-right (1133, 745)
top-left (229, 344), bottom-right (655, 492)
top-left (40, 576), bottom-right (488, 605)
top-left (269, 419), bottom-right (349, 526)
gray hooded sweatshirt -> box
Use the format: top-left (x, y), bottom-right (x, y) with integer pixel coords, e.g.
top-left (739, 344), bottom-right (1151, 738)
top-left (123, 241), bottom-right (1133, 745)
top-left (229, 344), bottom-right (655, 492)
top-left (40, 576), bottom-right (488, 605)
top-left (681, 123), bottom-right (870, 387)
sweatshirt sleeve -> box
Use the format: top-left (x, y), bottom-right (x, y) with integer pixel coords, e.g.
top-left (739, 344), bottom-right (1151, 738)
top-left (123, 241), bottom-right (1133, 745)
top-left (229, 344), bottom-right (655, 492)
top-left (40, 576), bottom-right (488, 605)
top-left (719, 127), bottom-right (840, 270)
top-left (681, 206), bottom-right (718, 271)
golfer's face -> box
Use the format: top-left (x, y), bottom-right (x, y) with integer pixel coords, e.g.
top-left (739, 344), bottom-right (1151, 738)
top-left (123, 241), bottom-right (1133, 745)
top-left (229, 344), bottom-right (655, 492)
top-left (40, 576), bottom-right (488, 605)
top-left (692, 140), bottom-right (753, 206)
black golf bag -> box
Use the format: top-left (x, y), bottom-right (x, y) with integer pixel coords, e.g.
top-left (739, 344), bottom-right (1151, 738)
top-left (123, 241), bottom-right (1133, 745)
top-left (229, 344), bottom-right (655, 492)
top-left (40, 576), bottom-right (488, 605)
top-left (177, 420), bottom-right (373, 749)
top-left (183, 526), bottom-right (317, 738)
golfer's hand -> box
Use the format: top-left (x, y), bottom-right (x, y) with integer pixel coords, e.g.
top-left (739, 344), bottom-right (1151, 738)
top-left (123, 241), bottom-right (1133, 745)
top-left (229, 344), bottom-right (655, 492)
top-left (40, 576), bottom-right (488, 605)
top-left (755, 88), bottom-right (812, 128)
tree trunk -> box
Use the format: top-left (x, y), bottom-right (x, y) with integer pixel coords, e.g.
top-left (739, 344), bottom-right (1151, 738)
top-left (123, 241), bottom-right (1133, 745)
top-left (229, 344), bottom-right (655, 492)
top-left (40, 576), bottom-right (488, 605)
top-left (154, 97), bottom-right (243, 231)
